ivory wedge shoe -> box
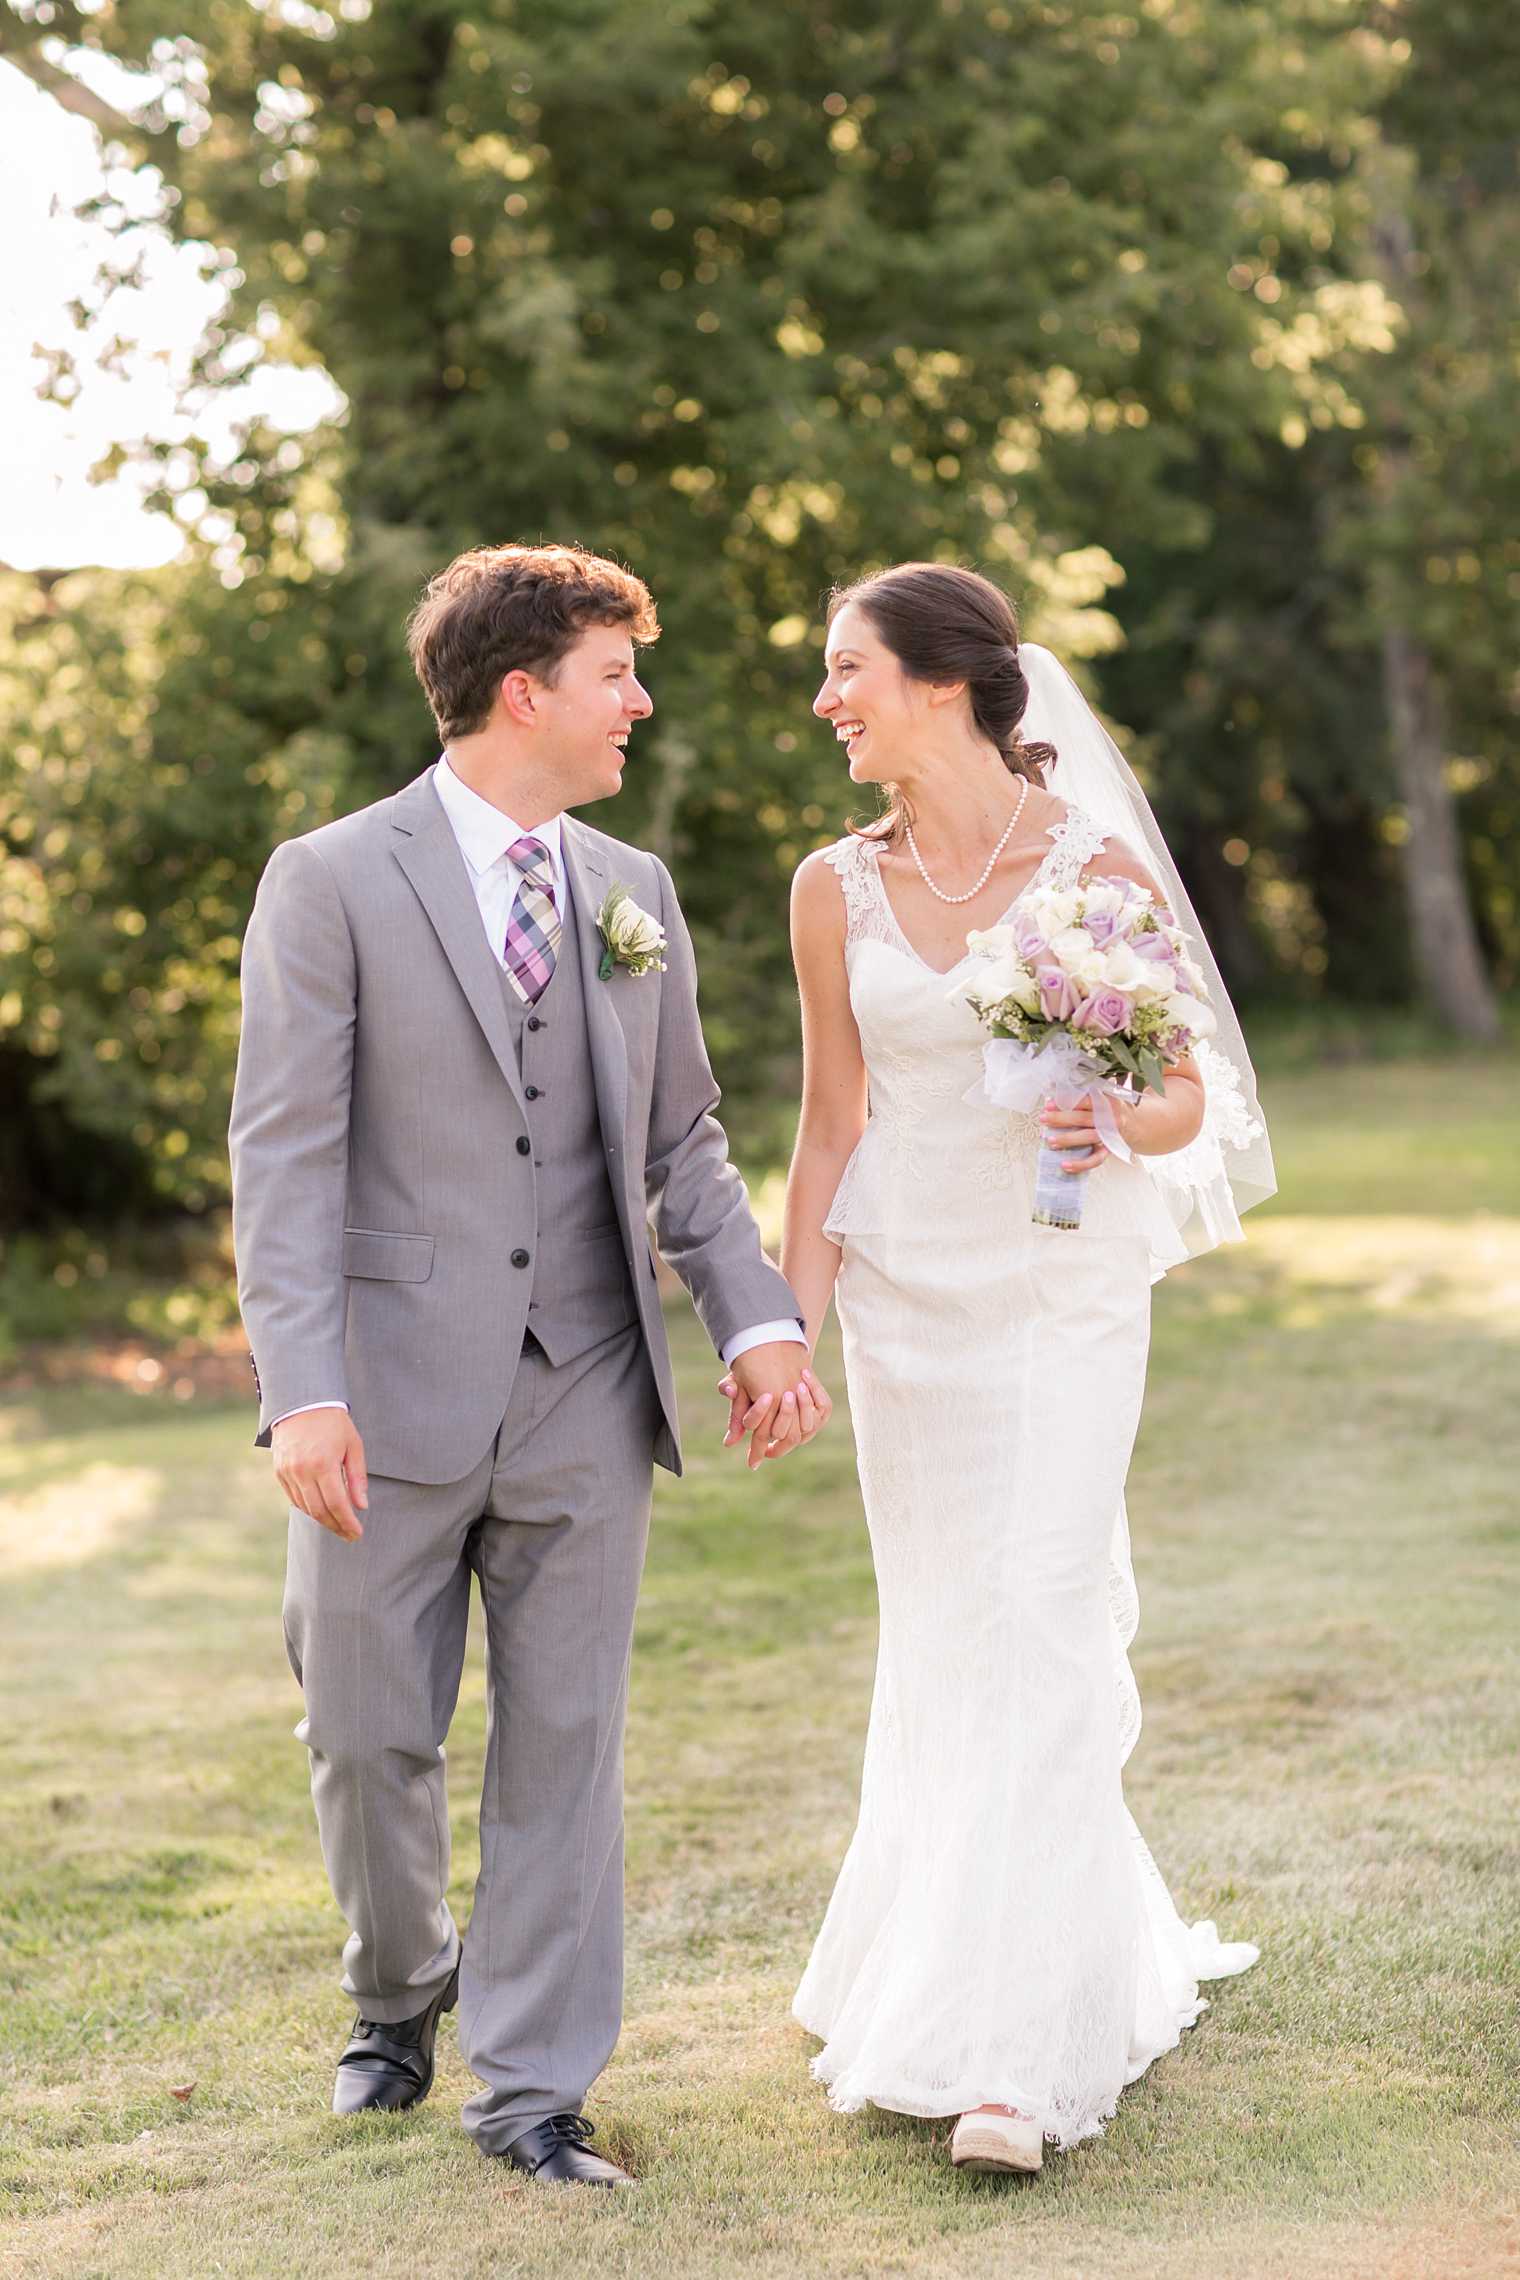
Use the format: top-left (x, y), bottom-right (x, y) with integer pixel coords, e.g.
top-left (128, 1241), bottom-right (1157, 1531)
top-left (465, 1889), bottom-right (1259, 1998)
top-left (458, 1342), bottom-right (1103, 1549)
top-left (949, 2109), bottom-right (1045, 2174)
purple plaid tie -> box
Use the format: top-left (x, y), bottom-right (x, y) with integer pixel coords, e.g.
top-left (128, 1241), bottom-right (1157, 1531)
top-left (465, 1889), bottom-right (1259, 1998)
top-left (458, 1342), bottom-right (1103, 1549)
top-left (502, 835), bottom-right (561, 1005)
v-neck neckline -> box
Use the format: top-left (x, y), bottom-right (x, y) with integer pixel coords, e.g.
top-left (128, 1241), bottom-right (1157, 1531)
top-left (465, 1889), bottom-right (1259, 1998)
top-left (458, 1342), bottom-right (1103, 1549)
top-left (870, 817), bottom-right (1068, 979)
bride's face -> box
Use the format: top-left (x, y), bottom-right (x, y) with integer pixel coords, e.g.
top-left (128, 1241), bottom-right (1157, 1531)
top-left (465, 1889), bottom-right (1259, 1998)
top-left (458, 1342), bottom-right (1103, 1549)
top-left (813, 602), bottom-right (923, 783)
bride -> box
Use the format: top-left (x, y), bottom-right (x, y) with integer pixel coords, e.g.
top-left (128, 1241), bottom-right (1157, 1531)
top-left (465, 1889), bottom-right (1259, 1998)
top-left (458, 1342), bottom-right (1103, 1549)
top-left (727, 563), bottom-right (1274, 2174)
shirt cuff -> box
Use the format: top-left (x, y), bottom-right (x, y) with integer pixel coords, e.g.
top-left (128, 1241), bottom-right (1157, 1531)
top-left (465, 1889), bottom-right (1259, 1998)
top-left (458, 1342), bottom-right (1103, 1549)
top-left (720, 1320), bottom-right (808, 1369)
top-left (271, 1401), bottom-right (351, 1428)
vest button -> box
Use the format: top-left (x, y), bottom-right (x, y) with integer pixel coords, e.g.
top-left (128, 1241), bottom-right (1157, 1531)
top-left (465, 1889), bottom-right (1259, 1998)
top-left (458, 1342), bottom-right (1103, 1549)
top-left (524, 1084), bottom-right (541, 1100)
top-left (511, 1248), bottom-right (531, 1269)
top-left (515, 1136), bottom-right (531, 1156)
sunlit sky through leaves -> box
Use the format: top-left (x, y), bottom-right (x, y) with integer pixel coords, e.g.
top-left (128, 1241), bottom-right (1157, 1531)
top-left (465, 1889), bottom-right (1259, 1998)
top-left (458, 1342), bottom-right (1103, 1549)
top-left (0, 57), bottom-right (341, 573)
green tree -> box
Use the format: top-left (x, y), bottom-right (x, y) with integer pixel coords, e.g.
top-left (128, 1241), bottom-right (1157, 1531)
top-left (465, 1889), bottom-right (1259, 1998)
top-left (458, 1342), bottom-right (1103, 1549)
top-left (1338, 0), bottom-right (1518, 1036)
top-left (2, 0), bottom-right (1510, 1234)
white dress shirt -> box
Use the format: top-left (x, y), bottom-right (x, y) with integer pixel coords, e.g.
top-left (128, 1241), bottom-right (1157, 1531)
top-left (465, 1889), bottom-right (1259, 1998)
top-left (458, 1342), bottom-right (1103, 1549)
top-left (275, 757), bottom-right (800, 1424)
top-left (431, 751), bottom-right (568, 961)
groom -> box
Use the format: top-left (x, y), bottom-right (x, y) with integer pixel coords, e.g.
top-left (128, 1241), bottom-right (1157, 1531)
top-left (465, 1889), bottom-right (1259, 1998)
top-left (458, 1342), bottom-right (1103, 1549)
top-left (229, 542), bottom-right (826, 2188)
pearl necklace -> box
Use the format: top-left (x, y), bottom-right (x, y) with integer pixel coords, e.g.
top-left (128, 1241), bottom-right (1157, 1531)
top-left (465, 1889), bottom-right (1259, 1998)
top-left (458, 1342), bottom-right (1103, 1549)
top-left (903, 775), bottom-right (1031, 905)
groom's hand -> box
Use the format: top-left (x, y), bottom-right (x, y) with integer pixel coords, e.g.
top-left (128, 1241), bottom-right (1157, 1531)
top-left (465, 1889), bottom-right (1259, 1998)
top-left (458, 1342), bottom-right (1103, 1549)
top-left (272, 1409), bottom-right (369, 1542)
top-left (719, 1349), bottom-right (833, 1470)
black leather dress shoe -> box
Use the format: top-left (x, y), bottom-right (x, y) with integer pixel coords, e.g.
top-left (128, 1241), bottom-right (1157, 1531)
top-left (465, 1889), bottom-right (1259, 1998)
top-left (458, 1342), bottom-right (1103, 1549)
top-left (332, 1959), bottom-right (460, 2115)
top-left (496, 2114), bottom-right (635, 2187)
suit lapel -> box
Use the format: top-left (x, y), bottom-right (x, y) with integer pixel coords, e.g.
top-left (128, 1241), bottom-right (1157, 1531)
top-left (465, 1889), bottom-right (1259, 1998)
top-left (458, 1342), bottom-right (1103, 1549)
top-left (561, 818), bottom-right (630, 1173)
top-left (389, 770), bottom-right (526, 1113)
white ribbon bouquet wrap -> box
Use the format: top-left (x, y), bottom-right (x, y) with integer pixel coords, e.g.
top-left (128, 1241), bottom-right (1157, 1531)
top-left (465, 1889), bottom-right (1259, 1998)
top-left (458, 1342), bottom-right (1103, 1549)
top-left (952, 874), bottom-right (1218, 1230)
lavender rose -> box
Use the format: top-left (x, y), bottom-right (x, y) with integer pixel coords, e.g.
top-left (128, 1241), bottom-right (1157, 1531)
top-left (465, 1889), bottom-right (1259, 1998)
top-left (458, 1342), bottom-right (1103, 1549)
top-left (1131, 930), bottom-right (1177, 962)
top-left (1037, 965), bottom-right (1081, 1021)
top-left (1072, 988), bottom-right (1134, 1037)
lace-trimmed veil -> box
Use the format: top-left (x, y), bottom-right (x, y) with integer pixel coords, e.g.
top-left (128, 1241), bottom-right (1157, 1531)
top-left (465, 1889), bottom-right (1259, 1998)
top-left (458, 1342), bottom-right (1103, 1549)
top-left (1019, 642), bottom-right (1276, 1255)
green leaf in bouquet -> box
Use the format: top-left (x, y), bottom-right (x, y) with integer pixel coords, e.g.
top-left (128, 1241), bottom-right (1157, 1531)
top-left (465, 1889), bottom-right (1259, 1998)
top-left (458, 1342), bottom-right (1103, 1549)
top-left (1138, 1047), bottom-right (1168, 1094)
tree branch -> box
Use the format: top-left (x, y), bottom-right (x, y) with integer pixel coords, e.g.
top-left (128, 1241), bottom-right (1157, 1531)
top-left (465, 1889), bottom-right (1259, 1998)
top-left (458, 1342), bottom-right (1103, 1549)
top-left (1, 44), bottom-right (142, 143)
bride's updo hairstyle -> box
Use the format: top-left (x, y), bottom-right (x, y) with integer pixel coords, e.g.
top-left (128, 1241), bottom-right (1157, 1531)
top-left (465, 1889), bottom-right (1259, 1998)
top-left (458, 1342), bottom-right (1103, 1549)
top-left (831, 562), bottom-right (1058, 845)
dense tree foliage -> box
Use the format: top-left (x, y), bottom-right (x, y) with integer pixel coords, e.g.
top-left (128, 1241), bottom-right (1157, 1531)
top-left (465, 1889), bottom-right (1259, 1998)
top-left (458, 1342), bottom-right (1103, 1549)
top-left (1, 0), bottom-right (1514, 1227)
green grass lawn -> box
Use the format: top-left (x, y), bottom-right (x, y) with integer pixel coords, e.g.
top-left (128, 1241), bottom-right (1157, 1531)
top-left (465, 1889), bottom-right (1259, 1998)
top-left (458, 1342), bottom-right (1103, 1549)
top-left (3, 1055), bottom-right (1518, 2279)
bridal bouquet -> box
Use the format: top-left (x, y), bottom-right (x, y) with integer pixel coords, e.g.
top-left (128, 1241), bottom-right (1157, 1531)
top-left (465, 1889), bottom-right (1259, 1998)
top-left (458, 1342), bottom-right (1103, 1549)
top-left (950, 875), bottom-right (1216, 1229)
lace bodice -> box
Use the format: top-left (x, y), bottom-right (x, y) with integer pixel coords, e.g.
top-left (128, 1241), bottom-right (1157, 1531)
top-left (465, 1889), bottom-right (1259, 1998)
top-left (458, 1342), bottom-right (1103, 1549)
top-left (823, 807), bottom-right (1110, 959)
top-left (818, 811), bottom-right (1234, 1274)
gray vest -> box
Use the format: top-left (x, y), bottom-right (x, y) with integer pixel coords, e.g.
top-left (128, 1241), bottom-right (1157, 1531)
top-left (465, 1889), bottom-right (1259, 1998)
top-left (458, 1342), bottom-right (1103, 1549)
top-left (497, 887), bottom-right (638, 1366)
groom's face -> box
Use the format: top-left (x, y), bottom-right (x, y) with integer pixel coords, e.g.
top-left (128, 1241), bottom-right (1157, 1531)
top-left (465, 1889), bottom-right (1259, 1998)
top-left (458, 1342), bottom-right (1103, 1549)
top-left (532, 623), bottom-right (653, 806)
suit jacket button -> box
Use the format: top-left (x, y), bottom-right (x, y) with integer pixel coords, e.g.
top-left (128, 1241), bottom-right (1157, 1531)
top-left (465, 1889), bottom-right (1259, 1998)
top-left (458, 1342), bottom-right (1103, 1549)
top-left (515, 1136), bottom-right (531, 1156)
top-left (527, 1016), bottom-right (543, 1031)
top-left (524, 1084), bottom-right (541, 1100)
top-left (511, 1248), bottom-right (531, 1269)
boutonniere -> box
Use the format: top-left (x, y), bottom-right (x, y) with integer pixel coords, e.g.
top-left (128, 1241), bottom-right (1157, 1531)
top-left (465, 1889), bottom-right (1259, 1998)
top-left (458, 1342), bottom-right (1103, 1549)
top-left (596, 883), bottom-right (668, 982)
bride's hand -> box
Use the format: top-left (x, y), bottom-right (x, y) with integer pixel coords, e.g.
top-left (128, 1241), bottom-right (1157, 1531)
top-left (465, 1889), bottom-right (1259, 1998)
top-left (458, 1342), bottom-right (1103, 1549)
top-left (1040, 1095), bottom-right (1112, 1173)
top-left (718, 1363), bottom-right (833, 1460)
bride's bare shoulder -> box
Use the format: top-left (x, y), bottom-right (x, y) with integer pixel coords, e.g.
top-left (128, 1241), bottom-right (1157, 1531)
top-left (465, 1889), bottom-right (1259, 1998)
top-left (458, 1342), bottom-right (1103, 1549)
top-left (796, 832), bottom-right (879, 888)
top-left (1076, 826), bottom-right (1164, 901)
top-left (793, 839), bottom-right (856, 931)
top-left (1057, 816), bottom-right (1166, 893)
top-left (1020, 781), bottom-right (1072, 837)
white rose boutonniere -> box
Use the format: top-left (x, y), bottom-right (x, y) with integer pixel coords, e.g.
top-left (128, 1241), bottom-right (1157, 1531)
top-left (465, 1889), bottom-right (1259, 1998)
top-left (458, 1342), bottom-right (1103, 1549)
top-left (596, 882), bottom-right (668, 981)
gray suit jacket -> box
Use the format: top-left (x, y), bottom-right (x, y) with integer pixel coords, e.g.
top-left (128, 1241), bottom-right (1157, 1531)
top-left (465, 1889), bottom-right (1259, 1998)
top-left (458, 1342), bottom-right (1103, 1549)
top-left (229, 767), bottom-right (799, 1482)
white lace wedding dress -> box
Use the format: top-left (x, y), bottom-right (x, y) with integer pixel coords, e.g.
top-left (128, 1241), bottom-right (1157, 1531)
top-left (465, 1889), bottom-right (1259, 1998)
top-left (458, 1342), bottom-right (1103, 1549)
top-left (792, 810), bottom-right (1258, 2150)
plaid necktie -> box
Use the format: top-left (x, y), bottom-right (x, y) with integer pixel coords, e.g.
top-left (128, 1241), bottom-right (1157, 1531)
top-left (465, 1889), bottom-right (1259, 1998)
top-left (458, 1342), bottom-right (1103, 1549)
top-left (502, 835), bottom-right (561, 1005)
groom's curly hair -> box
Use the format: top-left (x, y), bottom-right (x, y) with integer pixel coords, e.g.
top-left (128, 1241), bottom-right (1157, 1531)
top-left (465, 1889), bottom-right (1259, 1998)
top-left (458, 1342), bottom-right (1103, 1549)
top-left (407, 543), bottom-right (661, 741)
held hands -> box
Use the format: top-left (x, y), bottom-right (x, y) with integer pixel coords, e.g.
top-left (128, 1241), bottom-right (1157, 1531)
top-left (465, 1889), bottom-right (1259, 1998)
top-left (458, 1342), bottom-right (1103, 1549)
top-left (271, 1409), bottom-right (369, 1542)
top-left (717, 1343), bottom-right (834, 1470)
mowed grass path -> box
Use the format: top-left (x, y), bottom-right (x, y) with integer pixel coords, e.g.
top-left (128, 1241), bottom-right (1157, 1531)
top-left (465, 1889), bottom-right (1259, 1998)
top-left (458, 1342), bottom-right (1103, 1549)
top-left (2, 1057), bottom-right (1518, 2279)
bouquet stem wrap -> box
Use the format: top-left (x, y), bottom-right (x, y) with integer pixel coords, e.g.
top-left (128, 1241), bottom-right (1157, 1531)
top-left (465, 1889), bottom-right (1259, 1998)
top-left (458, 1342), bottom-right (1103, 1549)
top-left (972, 1036), bottom-right (1134, 1231)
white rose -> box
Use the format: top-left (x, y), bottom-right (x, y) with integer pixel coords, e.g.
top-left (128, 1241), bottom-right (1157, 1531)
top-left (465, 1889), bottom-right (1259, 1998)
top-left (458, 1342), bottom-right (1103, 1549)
top-left (1099, 942), bottom-right (1148, 995)
top-left (966, 923), bottom-right (1018, 956)
top-left (1073, 949), bottom-right (1110, 990)
top-left (1130, 966), bottom-right (1174, 1007)
top-left (608, 901), bottom-right (664, 957)
top-left (1031, 890), bottom-right (1079, 941)
top-left (1048, 925), bottom-right (1094, 963)
top-left (599, 887), bottom-right (668, 972)
top-left (1080, 879), bottom-right (1126, 921)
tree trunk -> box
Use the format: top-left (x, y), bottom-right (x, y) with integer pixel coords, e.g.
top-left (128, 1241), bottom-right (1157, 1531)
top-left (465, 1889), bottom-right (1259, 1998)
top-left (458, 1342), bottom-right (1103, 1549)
top-left (1366, 144), bottom-right (1502, 1042)
top-left (1378, 625), bottom-right (1501, 1039)
top-left (642, 729), bottom-right (698, 867)
top-left (1296, 784), bottom-right (1410, 1005)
